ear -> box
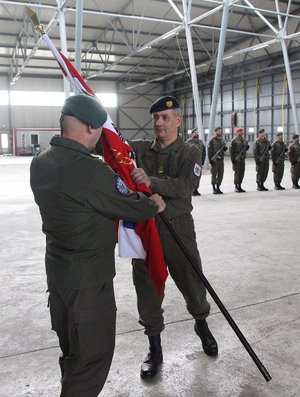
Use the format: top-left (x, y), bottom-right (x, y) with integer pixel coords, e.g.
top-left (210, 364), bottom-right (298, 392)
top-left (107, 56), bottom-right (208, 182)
top-left (88, 125), bottom-right (94, 134)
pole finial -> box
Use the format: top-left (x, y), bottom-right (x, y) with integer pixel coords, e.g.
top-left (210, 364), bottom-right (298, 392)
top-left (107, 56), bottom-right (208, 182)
top-left (26, 6), bottom-right (45, 35)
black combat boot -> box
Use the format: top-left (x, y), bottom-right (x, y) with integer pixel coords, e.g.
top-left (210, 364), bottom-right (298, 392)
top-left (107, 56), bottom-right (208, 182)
top-left (194, 319), bottom-right (218, 356)
top-left (216, 185), bottom-right (223, 194)
top-left (261, 184), bottom-right (268, 191)
top-left (292, 182), bottom-right (300, 189)
top-left (277, 183), bottom-right (285, 190)
top-left (234, 184), bottom-right (240, 193)
top-left (257, 183), bottom-right (263, 191)
top-left (239, 184), bottom-right (246, 192)
top-left (274, 183), bottom-right (280, 190)
top-left (192, 189), bottom-right (201, 196)
top-left (140, 335), bottom-right (163, 378)
top-left (212, 184), bottom-right (218, 194)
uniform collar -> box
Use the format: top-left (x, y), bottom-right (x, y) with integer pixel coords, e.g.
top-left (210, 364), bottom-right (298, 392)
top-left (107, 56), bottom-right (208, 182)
top-left (50, 136), bottom-right (92, 156)
top-left (151, 136), bottom-right (184, 152)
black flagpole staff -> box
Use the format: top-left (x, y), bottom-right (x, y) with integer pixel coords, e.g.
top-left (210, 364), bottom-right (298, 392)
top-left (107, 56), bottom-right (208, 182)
top-left (158, 212), bottom-right (272, 382)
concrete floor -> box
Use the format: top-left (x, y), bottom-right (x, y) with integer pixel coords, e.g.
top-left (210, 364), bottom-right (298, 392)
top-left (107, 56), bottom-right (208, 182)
top-left (0, 155), bottom-right (299, 397)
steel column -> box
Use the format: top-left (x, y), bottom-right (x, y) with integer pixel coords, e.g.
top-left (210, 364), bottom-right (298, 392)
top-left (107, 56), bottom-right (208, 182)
top-left (75, 0), bottom-right (83, 73)
top-left (57, 0), bottom-right (70, 97)
top-left (275, 0), bottom-right (299, 135)
top-left (182, 0), bottom-right (204, 141)
top-left (207, 0), bottom-right (231, 146)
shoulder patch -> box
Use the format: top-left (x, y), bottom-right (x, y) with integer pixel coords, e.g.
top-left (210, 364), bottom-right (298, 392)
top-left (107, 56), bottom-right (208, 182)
top-left (193, 163), bottom-right (202, 177)
top-left (116, 177), bottom-right (130, 196)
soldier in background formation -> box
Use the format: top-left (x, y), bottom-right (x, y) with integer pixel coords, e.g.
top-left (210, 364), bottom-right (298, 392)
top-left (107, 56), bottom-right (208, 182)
top-left (230, 127), bottom-right (249, 193)
top-left (271, 132), bottom-right (288, 190)
top-left (288, 134), bottom-right (300, 189)
top-left (253, 128), bottom-right (271, 191)
top-left (207, 127), bottom-right (228, 194)
top-left (187, 127), bottom-right (206, 196)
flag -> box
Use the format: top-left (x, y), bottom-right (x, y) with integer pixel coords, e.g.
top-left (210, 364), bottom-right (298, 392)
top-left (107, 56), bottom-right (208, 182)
top-left (41, 33), bottom-right (168, 294)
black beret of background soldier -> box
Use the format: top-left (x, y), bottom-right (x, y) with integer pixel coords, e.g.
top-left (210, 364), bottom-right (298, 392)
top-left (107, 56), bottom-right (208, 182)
top-left (207, 126), bottom-right (228, 194)
top-left (288, 133), bottom-right (300, 188)
top-left (30, 93), bottom-right (166, 397)
top-left (127, 95), bottom-right (218, 380)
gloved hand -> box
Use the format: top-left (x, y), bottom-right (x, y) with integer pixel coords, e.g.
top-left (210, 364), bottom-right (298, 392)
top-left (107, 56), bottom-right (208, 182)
top-left (232, 160), bottom-right (237, 165)
top-left (246, 145), bottom-right (250, 151)
top-left (223, 146), bottom-right (228, 152)
top-left (209, 160), bottom-right (215, 166)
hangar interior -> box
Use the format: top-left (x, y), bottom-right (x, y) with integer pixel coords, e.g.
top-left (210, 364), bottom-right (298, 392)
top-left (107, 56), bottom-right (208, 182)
top-left (1, 0), bottom-right (300, 153)
top-left (0, 2), bottom-right (300, 397)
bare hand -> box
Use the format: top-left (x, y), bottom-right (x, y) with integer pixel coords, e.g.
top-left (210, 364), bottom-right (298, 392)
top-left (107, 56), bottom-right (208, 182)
top-left (150, 194), bottom-right (166, 213)
top-left (131, 168), bottom-right (151, 187)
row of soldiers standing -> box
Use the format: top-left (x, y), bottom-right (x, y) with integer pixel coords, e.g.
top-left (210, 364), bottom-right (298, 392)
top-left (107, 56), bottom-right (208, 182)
top-left (187, 127), bottom-right (300, 195)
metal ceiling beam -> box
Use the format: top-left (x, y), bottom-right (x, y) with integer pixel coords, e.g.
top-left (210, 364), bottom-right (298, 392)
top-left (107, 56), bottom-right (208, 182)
top-left (208, 0), bottom-right (232, 144)
top-left (182, 0), bottom-right (204, 140)
top-left (275, 0), bottom-right (299, 135)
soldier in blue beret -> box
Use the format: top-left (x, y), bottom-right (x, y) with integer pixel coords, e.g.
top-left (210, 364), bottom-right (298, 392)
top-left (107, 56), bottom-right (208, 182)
top-left (128, 95), bottom-right (218, 380)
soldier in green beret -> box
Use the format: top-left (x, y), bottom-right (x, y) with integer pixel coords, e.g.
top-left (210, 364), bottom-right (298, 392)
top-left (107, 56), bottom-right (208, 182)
top-left (253, 128), bottom-right (271, 191)
top-left (288, 134), bottom-right (300, 188)
top-left (207, 127), bottom-right (228, 194)
top-left (186, 127), bottom-right (206, 195)
top-left (128, 95), bottom-right (218, 380)
top-left (230, 127), bottom-right (249, 192)
top-left (30, 94), bottom-right (166, 397)
top-left (271, 132), bottom-right (287, 190)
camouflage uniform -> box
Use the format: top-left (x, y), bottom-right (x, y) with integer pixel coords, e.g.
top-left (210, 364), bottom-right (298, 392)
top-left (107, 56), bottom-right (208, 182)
top-left (129, 137), bottom-right (210, 336)
top-left (207, 135), bottom-right (227, 193)
top-left (253, 137), bottom-right (271, 190)
top-left (271, 139), bottom-right (287, 189)
top-left (187, 135), bottom-right (206, 195)
top-left (230, 135), bottom-right (249, 190)
top-left (288, 139), bottom-right (300, 188)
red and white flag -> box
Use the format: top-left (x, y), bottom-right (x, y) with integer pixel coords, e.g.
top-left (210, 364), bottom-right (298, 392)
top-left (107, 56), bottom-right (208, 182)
top-left (42, 34), bottom-right (168, 294)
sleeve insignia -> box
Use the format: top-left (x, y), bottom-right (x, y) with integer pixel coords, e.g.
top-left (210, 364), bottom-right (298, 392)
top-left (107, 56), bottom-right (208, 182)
top-left (116, 177), bottom-right (130, 196)
top-left (193, 163), bottom-right (202, 177)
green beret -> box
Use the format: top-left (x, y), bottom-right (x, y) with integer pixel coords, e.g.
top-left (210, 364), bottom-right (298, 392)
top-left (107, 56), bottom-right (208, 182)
top-left (277, 132), bottom-right (283, 136)
top-left (214, 126), bottom-right (221, 131)
top-left (258, 128), bottom-right (265, 133)
top-left (150, 96), bottom-right (180, 114)
top-left (191, 127), bottom-right (198, 134)
top-left (62, 94), bottom-right (107, 128)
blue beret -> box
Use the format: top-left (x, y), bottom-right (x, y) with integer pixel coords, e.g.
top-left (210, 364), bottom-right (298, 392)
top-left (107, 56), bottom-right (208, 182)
top-left (62, 94), bottom-right (107, 128)
top-left (149, 96), bottom-right (180, 114)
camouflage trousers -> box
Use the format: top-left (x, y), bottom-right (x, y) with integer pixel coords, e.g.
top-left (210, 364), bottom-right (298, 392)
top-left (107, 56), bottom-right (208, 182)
top-left (256, 160), bottom-right (269, 184)
top-left (232, 160), bottom-right (245, 185)
top-left (290, 162), bottom-right (300, 183)
top-left (132, 213), bottom-right (210, 336)
top-left (272, 162), bottom-right (284, 184)
top-left (210, 159), bottom-right (224, 186)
